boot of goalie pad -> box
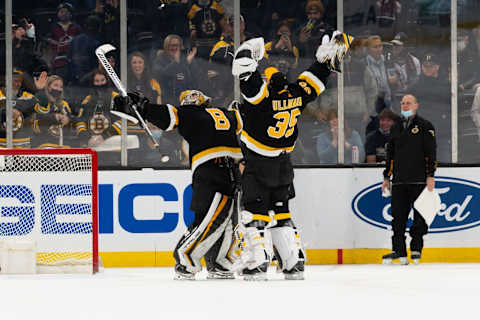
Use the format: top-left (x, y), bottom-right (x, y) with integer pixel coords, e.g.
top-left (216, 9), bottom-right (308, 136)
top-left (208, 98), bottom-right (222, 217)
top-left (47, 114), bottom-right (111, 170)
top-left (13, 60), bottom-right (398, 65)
top-left (175, 193), bottom-right (233, 274)
top-left (270, 223), bottom-right (306, 275)
top-left (204, 221), bottom-right (236, 279)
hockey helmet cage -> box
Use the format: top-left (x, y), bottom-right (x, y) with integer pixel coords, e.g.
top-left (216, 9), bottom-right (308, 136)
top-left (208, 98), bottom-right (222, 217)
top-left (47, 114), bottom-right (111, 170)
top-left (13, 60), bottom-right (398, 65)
top-left (179, 90), bottom-right (211, 106)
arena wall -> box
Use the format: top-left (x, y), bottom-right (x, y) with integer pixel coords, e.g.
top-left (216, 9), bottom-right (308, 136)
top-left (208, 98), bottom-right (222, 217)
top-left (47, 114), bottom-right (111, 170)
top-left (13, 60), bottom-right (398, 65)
top-left (97, 167), bottom-right (480, 267)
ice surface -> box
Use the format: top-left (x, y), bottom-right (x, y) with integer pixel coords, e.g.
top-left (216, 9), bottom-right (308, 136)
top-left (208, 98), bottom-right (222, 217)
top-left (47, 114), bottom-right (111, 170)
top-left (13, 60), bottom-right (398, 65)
top-left (1, 264), bottom-right (479, 320)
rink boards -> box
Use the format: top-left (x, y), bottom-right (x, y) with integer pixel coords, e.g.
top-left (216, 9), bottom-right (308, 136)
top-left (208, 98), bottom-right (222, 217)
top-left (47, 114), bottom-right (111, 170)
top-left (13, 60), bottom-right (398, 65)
top-left (90, 167), bottom-right (480, 266)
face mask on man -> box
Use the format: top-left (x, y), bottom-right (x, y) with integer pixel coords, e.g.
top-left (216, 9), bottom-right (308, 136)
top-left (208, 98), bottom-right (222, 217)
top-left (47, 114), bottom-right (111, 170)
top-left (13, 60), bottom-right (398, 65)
top-left (401, 109), bottom-right (413, 118)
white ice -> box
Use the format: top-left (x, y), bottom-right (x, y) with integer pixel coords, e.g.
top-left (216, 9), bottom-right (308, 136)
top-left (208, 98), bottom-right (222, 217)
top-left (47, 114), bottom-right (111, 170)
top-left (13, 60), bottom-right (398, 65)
top-left (1, 264), bottom-right (479, 320)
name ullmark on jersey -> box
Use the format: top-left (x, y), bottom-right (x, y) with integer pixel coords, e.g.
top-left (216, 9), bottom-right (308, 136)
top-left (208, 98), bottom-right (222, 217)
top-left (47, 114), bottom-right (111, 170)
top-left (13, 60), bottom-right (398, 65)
top-left (272, 97), bottom-right (302, 111)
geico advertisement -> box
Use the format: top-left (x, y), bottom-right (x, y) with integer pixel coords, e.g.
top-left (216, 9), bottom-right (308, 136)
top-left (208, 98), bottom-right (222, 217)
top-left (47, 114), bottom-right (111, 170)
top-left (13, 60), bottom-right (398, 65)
top-left (2, 168), bottom-right (480, 252)
top-left (98, 170), bottom-right (192, 252)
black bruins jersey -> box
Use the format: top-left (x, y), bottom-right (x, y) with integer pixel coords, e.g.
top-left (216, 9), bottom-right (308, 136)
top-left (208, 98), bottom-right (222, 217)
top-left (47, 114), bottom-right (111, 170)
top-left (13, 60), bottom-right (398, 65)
top-left (142, 103), bottom-right (243, 173)
top-left (76, 90), bottom-right (122, 137)
top-left (239, 61), bottom-right (331, 157)
top-left (0, 89), bottom-right (38, 148)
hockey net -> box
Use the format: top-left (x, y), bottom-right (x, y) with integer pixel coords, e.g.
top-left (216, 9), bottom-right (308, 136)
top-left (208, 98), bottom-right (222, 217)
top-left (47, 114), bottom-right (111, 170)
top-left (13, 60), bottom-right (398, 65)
top-left (0, 148), bottom-right (99, 273)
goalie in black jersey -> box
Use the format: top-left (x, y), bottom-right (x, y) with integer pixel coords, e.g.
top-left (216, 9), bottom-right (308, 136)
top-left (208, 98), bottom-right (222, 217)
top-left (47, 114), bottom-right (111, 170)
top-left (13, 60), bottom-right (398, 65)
top-left (113, 89), bottom-right (243, 280)
top-left (231, 32), bottom-right (353, 280)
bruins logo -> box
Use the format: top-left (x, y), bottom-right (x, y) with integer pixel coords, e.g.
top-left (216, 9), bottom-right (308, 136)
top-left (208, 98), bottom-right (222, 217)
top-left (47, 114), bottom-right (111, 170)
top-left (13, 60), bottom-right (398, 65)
top-left (12, 113), bottom-right (24, 132)
top-left (48, 124), bottom-right (62, 137)
top-left (89, 113), bottom-right (110, 134)
top-left (411, 126), bottom-right (419, 134)
top-left (201, 18), bottom-right (216, 35)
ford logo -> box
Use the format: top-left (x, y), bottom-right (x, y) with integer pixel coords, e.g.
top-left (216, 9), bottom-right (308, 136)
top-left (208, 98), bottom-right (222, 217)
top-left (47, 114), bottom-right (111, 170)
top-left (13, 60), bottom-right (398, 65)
top-left (352, 177), bottom-right (480, 233)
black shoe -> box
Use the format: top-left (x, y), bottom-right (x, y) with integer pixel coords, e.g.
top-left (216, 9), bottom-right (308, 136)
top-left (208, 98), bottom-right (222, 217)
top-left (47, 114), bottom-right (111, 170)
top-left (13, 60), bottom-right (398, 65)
top-left (283, 261), bottom-right (305, 280)
top-left (411, 251), bottom-right (421, 264)
top-left (242, 262), bottom-right (268, 281)
top-left (174, 264), bottom-right (195, 280)
top-left (382, 251), bottom-right (408, 265)
top-left (206, 263), bottom-right (235, 280)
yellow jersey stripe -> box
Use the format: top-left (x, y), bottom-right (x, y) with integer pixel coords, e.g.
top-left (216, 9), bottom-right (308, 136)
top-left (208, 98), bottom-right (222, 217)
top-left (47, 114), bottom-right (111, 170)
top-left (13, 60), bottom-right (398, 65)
top-left (191, 146), bottom-right (243, 173)
top-left (166, 104), bottom-right (178, 131)
top-left (298, 71), bottom-right (325, 96)
top-left (240, 130), bottom-right (295, 157)
top-left (242, 81), bottom-right (268, 105)
top-left (234, 108), bottom-right (243, 135)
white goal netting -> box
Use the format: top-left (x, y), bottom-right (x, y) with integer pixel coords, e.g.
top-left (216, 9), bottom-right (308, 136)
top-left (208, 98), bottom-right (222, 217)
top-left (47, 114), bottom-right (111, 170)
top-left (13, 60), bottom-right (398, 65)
top-left (0, 149), bottom-right (98, 273)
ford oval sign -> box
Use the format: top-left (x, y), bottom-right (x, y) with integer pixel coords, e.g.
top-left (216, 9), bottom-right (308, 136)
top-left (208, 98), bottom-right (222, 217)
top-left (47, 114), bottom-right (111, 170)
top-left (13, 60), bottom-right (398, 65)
top-left (352, 177), bottom-right (480, 233)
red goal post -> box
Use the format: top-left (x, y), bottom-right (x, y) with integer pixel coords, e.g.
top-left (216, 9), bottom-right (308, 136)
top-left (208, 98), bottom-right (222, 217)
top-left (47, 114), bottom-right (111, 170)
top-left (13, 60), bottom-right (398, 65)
top-left (0, 148), bottom-right (98, 273)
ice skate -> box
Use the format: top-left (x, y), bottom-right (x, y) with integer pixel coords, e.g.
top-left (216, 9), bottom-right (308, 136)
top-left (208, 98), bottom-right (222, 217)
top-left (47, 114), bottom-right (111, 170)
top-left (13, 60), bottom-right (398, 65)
top-left (242, 262), bottom-right (268, 281)
top-left (411, 251), bottom-right (421, 265)
top-left (283, 261), bottom-right (305, 280)
top-left (174, 264), bottom-right (195, 280)
top-left (207, 264), bottom-right (235, 280)
top-left (382, 252), bottom-right (408, 265)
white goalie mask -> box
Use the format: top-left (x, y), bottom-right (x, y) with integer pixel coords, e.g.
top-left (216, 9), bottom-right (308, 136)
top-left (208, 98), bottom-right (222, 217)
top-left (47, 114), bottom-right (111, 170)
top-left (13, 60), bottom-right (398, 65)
top-left (179, 90), bottom-right (211, 106)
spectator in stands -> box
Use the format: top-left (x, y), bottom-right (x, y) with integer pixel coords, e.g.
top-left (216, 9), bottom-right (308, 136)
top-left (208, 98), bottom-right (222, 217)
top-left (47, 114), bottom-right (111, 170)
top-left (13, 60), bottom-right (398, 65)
top-left (153, 34), bottom-right (199, 106)
top-left (0, 70), bottom-right (39, 148)
top-left (364, 35), bottom-right (391, 116)
top-left (317, 39), bottom-right (369, 138)
top-left (187, 0), bottom-right (225, 59)
top-left (67, 15), bottom-right (102, 85)
top-left (47, 2), bottom-right (83, 80)
top-left (316, 109), bottom-right (365, 164)
top-left (79, 51), bottom-right (117, 88)
top-left (297, 0), bottom-right (334, 60)
top-left (208, 15), bottom-right (251, 107)
top-left (375, 0), bottom-right (402, 39)
top-left (127, 51), bottom-right (162, 104)
top-left (265, 21), bottom-right (300, 81)
top-left (269, 0), bottom-right (304, 33)
top-left (73, 69), bottom-right (122, 150)
top-left (150, 0), bottom-right (191, 49)
top-left (365, 108), bottom-right (398, 163)
top-left (240, 0), bottom-right (269, 37)
top-left (32, 75), bottom-right (74, 148)
top-left (93, 0), bottom-right (120, 47)
top-left (411, 53), bottom-right (451, 162)
top-left (12, 18), bottom-right (37, 76)
top-left (388, 32), bottom-right (421, 92)
top-left (457, 30), bottom-right (478, 92)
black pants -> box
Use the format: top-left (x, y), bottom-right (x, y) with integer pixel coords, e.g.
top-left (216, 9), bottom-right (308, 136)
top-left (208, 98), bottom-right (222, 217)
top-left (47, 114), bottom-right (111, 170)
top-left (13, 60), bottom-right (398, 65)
top-left (391, 183), bottom-right (429, 255)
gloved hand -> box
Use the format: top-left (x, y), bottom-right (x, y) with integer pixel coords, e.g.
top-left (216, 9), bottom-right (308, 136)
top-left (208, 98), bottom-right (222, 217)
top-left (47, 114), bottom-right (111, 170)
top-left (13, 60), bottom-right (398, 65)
top-left (112, 92), bottom-right (149, 120)
top-left (316, 30), bottom-right (354, 72)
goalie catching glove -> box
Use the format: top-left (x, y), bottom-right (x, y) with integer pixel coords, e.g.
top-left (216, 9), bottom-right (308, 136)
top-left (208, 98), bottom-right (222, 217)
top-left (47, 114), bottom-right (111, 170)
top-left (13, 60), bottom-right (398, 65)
top-left (315, 30), bottom-right (354, 72)
top-left (112, 92), bottom-right (149, 122)
top-left (232, 37), bottom-right (265, 80)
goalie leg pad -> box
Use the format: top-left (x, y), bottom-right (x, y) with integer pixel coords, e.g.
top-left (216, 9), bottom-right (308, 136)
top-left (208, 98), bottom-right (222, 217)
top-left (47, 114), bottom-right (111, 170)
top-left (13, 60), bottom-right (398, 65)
top-left (175, 193), bottom-right (233, 273)
top-left (270, 223), bottom-right (306, 273)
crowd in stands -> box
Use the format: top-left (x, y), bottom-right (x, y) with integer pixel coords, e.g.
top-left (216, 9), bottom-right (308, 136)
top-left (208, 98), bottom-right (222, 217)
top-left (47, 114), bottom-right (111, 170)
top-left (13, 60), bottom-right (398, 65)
top-left (1, 0), bottom-right (480, 167)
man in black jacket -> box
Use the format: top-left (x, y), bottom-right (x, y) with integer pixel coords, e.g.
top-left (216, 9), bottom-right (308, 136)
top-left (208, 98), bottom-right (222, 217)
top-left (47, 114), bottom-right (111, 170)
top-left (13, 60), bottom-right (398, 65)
top-left (381, 94), bottom-right (437, 264)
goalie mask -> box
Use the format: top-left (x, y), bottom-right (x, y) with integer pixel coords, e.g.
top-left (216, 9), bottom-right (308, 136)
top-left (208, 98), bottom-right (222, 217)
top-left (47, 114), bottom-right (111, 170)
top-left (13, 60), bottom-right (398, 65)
top-left (264, 67), bottom-right (288, 95)
top-left (179, 90), bottom-right (211, 107)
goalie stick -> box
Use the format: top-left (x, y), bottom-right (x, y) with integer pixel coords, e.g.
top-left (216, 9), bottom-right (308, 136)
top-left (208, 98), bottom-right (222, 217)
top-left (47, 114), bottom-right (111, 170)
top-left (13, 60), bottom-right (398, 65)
top-left (95, 44), bottom-right (160, 148)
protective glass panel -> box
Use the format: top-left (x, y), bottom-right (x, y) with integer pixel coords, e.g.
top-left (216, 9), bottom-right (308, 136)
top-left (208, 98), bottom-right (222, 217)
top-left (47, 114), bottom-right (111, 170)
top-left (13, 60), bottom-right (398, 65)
top-left (345, 0), bottom-right (452, 164)
top-left (457, 2), bottom-right (480, 163)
